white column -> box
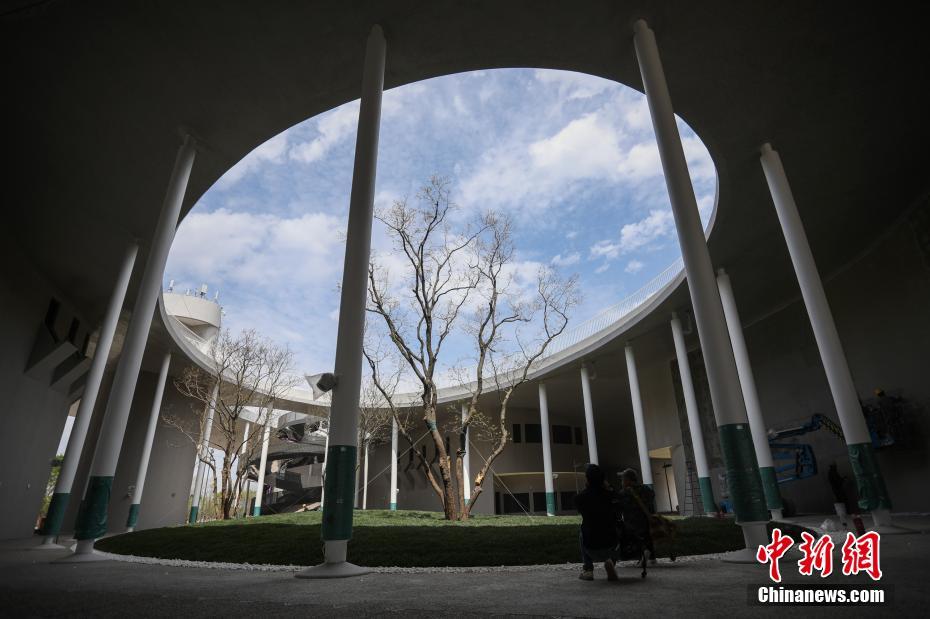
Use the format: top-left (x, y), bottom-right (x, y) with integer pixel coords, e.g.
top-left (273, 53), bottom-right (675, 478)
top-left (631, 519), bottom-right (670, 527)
top-left (460, 403), bottom-right (471, 506)
top-left (670, 313), bottom-right (717, 514)
top-left (189, 382), bottom-right (218, 523)
top-left (361, 440), bottom-right (370, 510)
top-left (41, 241), bottom-right (138, 546)
top-left (624, 344), bottom-right (654, 487)
top-left (252, 413), bottom-right (273, 517)
top-left (70, 134), bottom-right (196, 557)
top-left (126, 352), bottom-right (171, 531)
top-left (389, 416), bottom-right (398, 510)
top-left (320, 419), bottom-right (330, 507)
top-left (537, 384), bottom-right (556, 516)
top-left (298, 24), bottom-right (385, 579)
top-left (238, 421), bottom-right (251, 517)
top-left (634, 20), bottom-right (769, 560)
top-left (760, 142), bottom-right (895, 529)
top-left (717, 269), bottom-right (783, 519)
top-left (579, 364), bottom-right (599, 464)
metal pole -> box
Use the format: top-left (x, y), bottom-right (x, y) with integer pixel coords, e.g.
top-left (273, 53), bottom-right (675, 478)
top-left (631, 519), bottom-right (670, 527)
top-left (670, 313), bottom-right (717, 514)
top-left (579, 364), bottom-right (599, 465)
top-left (237, 421), bottom-right (250, 518)
top-left (716, 269), bottom-right (784, 519)
top-left (297, 24), bottom-right (385, 579)
top-left (633, 20), bottom-right (768, 561)
top-left (252, 413), bottom-right (272, 516)
top-left (126, 352), bottom-right (171, 532)
top-left (189, 382), bottom-right (218, 524)
top-left (389, 416), bottom-right (398, 510)
top-left (759, 142), bottom-right (897, 532)
top-left (537, 384), bottom-right (556, 516)
top-left (362, 439), bottom-right (369, 510)
top-left (40, 241), bottom-right (138, 547)
top-left (68, 134), bottom-right (196, 559)
top-left (624, 344), bottom-right (654, 487)
top-left (461, 402), bottom-right (471, 507)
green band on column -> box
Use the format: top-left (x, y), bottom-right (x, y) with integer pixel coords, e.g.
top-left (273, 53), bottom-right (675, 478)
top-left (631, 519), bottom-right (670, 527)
top-left (759, 466), bottom-right (784, 511)
top-left (389, 502), bottom-right (397, 510)
top-left (545, 491), bottom-right (556, 515)
top-left (43, 492), bottom-right (70, 536)
top-left (717, 424), bottom-right (769, 523)
top-left (321, 444), bottom-right (358, 541)
top-left (188, 505), bottom-right (199, 524)
top-left (252, 505), bottom-right (261, 517)
top-left (126, 503), bottom-right (140, 529)
top-left (848, 442), bottom-right (892, 511)
top-left (698, 476), bottom-right (716, 514)
top-left (74, 476), bottom-right (113, 540)
top-left (464, 498), bottom-right (470, 506)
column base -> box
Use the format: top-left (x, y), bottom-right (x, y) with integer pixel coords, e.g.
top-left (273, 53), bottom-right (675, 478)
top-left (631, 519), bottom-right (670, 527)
top-left (721, 521), bottom-right (769, 564)
top-left (294, 540), bottom-right (370, 579)
top-left (32, 539), bottom-right (66, 550)
top-left (769, 508), bottom-right (783, 521)
top-left (53, 539), bottom-right (110, 563)
top-left (869, 508), bottom-right (918, 535)
top-left (295, 561), bottom-right (372, 579)
top-left (126, 527), bottom-right (135, 533)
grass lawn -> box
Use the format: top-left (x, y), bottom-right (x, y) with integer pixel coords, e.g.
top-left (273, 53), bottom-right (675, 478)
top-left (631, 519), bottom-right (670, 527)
top-left (95, 510), bottom-right (762, 567)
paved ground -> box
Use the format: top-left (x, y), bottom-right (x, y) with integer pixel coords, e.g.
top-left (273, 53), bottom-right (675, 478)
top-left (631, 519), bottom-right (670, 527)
top-left (1, 520), bottom-right (927, 617)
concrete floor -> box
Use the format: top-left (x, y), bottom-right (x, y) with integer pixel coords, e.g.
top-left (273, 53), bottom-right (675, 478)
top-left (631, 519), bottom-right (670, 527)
top-left (1, 526), bottom-right (927, 618)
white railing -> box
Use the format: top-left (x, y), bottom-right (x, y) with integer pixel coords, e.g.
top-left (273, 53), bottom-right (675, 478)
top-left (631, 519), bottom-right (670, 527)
top-left (542, 256), bottom-right (683, 358)
top-left (164, 256), bottom-right (685, 402)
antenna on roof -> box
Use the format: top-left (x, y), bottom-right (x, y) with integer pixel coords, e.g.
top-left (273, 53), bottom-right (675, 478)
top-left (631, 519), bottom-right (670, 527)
top-left (199, 283), bottom-right (208, 298)
top-left (167, 279), bottom-right (175, 292)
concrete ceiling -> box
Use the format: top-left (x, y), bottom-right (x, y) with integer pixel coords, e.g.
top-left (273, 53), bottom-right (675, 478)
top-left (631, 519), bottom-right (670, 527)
top-left (5, 1), bottom-right (928, 406)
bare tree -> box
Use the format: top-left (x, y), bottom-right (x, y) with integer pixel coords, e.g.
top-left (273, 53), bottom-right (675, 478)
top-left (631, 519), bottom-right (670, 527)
top-left (366, 176), bottom-right (578, 520)
top-left (166, 329), bottom-right (298, 519)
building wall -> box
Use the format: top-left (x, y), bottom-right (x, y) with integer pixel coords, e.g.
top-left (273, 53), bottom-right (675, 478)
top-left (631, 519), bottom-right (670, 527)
top-left (106, 368), bottom-right (200, 531)
top-left (0, 239), bottom-right (80, 539)
top-left (741, 198), bottom-right (930, 514)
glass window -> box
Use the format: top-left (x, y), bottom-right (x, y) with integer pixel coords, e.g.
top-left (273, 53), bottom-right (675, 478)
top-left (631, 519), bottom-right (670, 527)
top-left (552, 424), bottom-right (573, 444)
top-left (512, 423), bottom-right (522, 443)
top-left (502, 493), bottom-right (529, 514)
top-left (532, 491), bottom-right (547, 513)
top-left (524, 423), bottom-right (542, 443)
top-left (574, 427), bottom-right (584, 446)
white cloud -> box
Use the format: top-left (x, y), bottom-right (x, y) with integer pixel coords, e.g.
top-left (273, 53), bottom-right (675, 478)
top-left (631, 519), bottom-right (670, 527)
top-left (625, 259), bottom-right (645, 274)
top-left (551, 252), bottom-right (581, 267)
top-left (589, 240), bottom-right (621, 260)
top-left (289, 102), bottom-right (359, 163)
top-left (589, 209), bottom-right (675, 263)
top-left (168, 208), bottom-right (345, 288)
top-left (214, 131), bottom-right (289, 190)
top-left (619, 209), bottom-right (674, 253)
top-left (594, 263), bottom-right (610, 274)
top-left (534, 70), bottom-right (612, 100)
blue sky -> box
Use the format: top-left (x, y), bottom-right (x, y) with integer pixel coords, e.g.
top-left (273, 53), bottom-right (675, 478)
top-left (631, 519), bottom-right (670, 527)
top-left (164, 68), bottom-right (715, 375)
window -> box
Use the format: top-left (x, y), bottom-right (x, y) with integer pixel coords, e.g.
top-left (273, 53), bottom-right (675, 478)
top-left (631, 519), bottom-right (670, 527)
top-left (524, 423), bottom-right (542, 443)
top-left (494, 492), bottom-right (502, 515)
top-left (44, 298), bottom-right (60, 335)
top-left (502, 493), bottom-right (529, 514)
top-left (574, 427), bottom-right (584, 446)
top-left (560, 491), bottom-right (577, 511)
top-left (552, 425), bottom-right (573, 444)
top-left (512, 423), bottom-right (522, 443)
top-left (532, 492), bottom-right (548, 513)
